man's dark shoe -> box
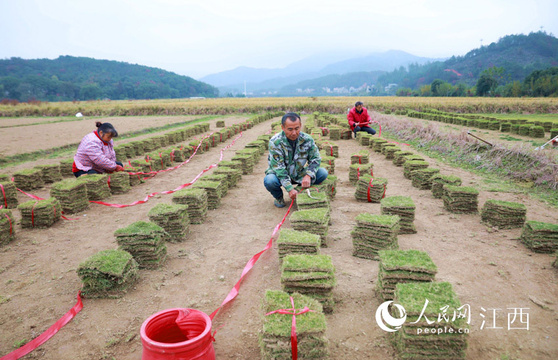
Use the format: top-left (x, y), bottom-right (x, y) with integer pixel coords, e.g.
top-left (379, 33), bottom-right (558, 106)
top-left (274, 197), bottom-right (286, 208)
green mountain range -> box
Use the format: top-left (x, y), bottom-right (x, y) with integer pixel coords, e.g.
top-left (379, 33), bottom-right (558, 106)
top-left (0, 56), bottom-right (218, 102)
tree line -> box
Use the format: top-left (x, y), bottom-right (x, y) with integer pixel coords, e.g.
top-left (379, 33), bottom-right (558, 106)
top-left (0, 56), bottom-right (218, 102)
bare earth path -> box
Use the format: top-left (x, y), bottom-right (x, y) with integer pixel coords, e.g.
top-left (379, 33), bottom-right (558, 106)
top-left (0, 114), bottom-right (557, 359)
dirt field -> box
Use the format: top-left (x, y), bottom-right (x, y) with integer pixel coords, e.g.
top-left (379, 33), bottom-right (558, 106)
top-left (0, 115), bottom-right (205, 157)
top-left (0, 114), bottom-right (557, 360)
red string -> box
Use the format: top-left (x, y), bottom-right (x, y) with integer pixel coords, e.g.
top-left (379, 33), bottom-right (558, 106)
top-left (0, 184), bottom-right (7, 208)
top-left (31, 201), bottom-right (38, 227)
top-left (367, 178), bottom-right (373, 203)
top-left (357, 167), bottom-right (360, 181)
top-left (329, 145), bottom-right (333, 156)
top-left (3, 212), bottom-right (12, 235)
top-left (0, 292), bottom-right (83, 360)
top-left (265, 297), bottom-right (315, 360)
top-left (210, 199), bottom-right (295, 322)
top-left (107, 175), bottom-right (111, 189)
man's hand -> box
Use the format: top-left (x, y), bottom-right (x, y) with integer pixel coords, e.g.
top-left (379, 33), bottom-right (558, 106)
top-left (288, 189), bottom-right (298, 200)
top-left (301, 175), bottom-right (311, 188)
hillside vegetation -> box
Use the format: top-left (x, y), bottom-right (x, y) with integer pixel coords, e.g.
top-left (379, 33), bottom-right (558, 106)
top-left (0, 56), bottom-right (219, 102)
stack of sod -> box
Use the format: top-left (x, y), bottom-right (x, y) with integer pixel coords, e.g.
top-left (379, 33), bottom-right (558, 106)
top-left (340, 128), bottom-right (352, 140)
top-left (328, 126), bottom-right (341, 140)
top-left (500, 123), bottom-right (512, 132)
top-left (370, 138), bottom-right (388, 152)
top-left (107, 171), bottom-right (131, 194)
top-left (377, 249), bottom-right (436, 301)
top-left (290, 208), bottom-right (330, 247)
top-left (0, 180), bottom-right (18, 208)
top-left (355, 132), bottom-right (364, 142)
top-left (320, 153), bottom-right (335, 174)
top-left (13, 168), bottom-right (44, 191)
top-left (114, 221), bottom-right (167, 269)
top-left (201, 174), bottom-right (229, 197)
top-left (360, 133), bottom-right (373, 146)
top-left (280, 254), bottom-right (336, 313)
top-left (481, 200), bottom-right (527, 229)
top-left (277, 229), bottom-right (321, 259)
top-left (349, 163), bottom-right (374, 185)
top-left (351, 213), bottom-right (400, 259)
top-left (314, 175), bottom-right (337, 200)
top-left (231, 154), bottom-right (254, 175)
top-left (317, 141), bottom-right (339, 157)
top-left (411, 168), bottom-right (440, 190)
top-left (50, 178), bottom-right (90, 214)
top-left (246, 140), bottom-right (267, 155)
top-left (152, 135), bottom-right (168, 148)
top-left (442, 185), bottom-right (479, 214)
top-left (354, 174), bottom-right (388, 203)
top-left (392, 151), bottom-right (414, 166)
top-left (192, 180), bottom-right (224, 210)
top-left (401, 155), bottom-right (425, 167)
top-left (520, 221), bottom-right (558, 253)
top-left (218, 160), bottom-right (243, 171)
top-left (80, 174), bottom-right (111, 201)
top-left (383, 146), bottom-right (401, 160)
top-left (113, 145), bottom-right (128, 163)
top-left (257, 135), bottom-right (272, 150)
top-left (59, 158), bottom-right (75, 177)
top-left (0, 209), bottom-right (16, 246)
top-left (296, 188), bottom-right (330, 213)
top-left (431, 174), bottom-right (462, 198)
top-left (403, 160), bottom-right (429, 180)
top-left (380, 143), bottom-right (397, 156)
top-left (129, 141), bottom-right (145, 155)
top-left (213, 167), bottom-right (242, 188)
top-left (130, 159), bottom-right (152, 174)
top-left (77, 249), bottom-right (139, 299)
top-left (18, 198), bottom-right (62, 229)
top-left (392, 282), bottom-right (469, 360)
top-left (216, 120), bottom-right (225, 127)
top-left (260, 290), bottom-right (328, 359)
top-left (529, 126), bottom-right (545, 138)
top-left (208, 133), bottom-right (221, 147)
top-left (168, 147), bottom-right (185, 162)
top-left (172, 188), bottom-right (208, 224)
top-left (148, 203), bottom-right (190, 243)
top-left (189, 139), bottom-right (205, 154)
top-left (236, 148), bottom-right (261, 164)
top-left (0, 174), bottom-right (9, 181)
top-left (350, 150), bottom-right (370, 165)
top-left (122, 143), bottom-right (136, 159)
top-left (380, 196), bottom-right (417, 234)
top-left (35, 164), bottom-right (62, 183)
top-left (149, 151), bottom-right (172, 170)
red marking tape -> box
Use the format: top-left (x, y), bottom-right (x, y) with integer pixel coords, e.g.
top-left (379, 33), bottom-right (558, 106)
top-left (0, 292), bottom-right (83, 360)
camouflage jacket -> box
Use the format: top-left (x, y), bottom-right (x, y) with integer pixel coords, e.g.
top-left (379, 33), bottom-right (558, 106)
top-left (265, 131), bottom-right (321, 191)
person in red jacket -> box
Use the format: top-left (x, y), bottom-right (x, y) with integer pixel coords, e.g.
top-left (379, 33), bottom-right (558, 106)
top-left (347, 101), bottom-right (376, 138)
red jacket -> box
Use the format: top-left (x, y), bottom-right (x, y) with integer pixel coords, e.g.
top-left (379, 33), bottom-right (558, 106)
top-left (347, 107), bottom-right (371, 131)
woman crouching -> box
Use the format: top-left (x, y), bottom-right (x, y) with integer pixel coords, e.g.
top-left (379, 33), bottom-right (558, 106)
top-left (73, 121), bottom-right (125, 177)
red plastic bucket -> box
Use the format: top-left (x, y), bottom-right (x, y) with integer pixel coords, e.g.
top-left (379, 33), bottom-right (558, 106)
top-left (141, 308), bottom-right (215, 360)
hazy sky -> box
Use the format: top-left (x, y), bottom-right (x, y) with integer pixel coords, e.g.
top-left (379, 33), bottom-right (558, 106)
top-left (1, 0), bottom-right (557, 79)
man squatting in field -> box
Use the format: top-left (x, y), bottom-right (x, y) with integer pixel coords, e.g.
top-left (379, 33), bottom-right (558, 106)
top-left (347, 101), bottom-right (376, 138)
top-left (73, 121), bottom-right (125, 177)
top-left (264, 112), bottom-right (329, 208)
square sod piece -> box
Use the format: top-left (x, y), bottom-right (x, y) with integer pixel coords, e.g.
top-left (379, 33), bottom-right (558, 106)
top-left (77, 249), bottom-right (139, 298)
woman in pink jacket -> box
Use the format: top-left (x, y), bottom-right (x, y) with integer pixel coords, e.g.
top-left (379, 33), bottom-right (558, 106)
top-left (72, 121), bottom-right (124, 177)
top-left (347, 101), bottom-right (376, 138)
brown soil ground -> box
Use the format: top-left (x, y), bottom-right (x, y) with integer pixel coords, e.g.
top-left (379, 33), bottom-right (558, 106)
top-left (0, 115), bottom-right (204, 157)
top-left (0, 114), bottom-right (557, 360)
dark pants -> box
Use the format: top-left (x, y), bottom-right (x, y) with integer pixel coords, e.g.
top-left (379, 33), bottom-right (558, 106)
top-left (354, 126), bottom-right (376, 136)
top-left (74, 162), bottom-right (123, 178)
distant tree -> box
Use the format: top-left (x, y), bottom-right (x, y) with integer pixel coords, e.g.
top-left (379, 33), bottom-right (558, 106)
top-left (430, 79), bottom-right (447, 96)
top-left (419, 84), bottom-right (432, 96)
top-left (476, 73), bottom-right (498, 96)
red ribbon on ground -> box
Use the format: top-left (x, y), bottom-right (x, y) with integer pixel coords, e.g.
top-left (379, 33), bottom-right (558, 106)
top-left (265, 296), bottom-right (314, 360)
top-left (0, 292), bottom-right (83, 360)
top-left (0, 184), bottom-right (7, 208)
top-left (210, 200), bottom-right (295, 321)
